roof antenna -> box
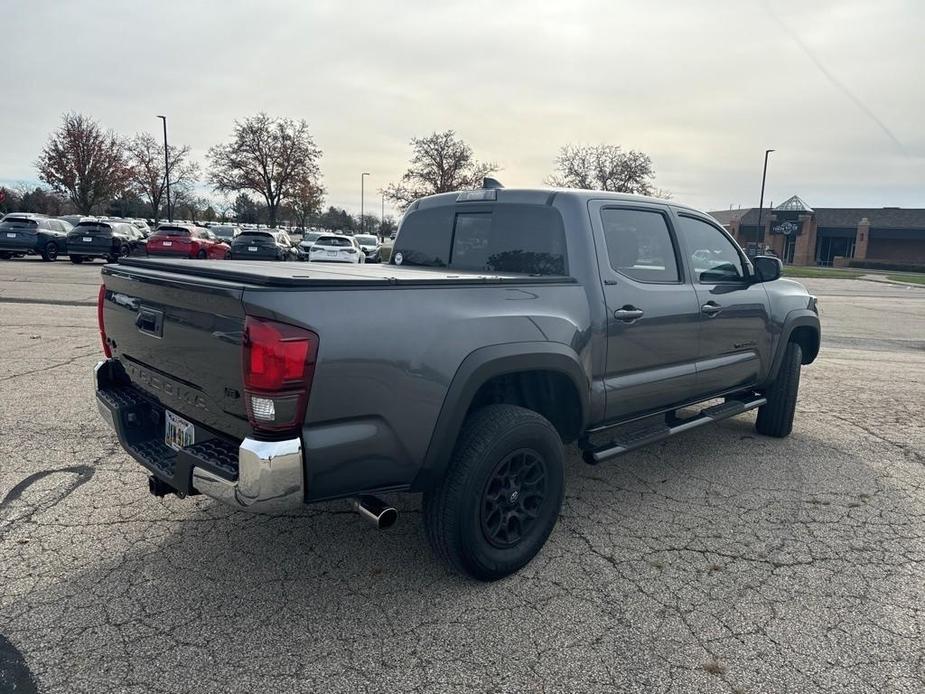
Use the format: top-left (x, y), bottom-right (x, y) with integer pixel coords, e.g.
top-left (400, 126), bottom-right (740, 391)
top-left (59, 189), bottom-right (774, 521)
top-left (482, 177), bottom-right (504, 190)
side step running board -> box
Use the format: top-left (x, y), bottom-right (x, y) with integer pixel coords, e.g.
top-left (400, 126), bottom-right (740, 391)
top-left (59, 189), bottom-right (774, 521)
top-left (582, 396), bottom-right (767, 465)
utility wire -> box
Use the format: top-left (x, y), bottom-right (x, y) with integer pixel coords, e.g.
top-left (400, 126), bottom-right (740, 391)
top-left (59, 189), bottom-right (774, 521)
top-left (760, 0), bottom-right (908, 156)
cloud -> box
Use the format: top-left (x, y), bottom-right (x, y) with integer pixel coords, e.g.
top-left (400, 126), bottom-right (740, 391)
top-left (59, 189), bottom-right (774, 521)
top-left (2, 0), bottom-right (922, 214)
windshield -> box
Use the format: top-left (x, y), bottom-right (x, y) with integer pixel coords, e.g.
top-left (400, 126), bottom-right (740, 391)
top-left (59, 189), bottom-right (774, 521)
top-left (315, 236), bottom-right (353, 247)
top-left (212, 227), bottom-right (235, 239)
top-left (0, 218), bottom-right (38, 228)
top-left (153, 226), bottom-right (191, 237)
top-left (355, 235), bottom-right (377, 245)
top-left (236, 231), bottom-right (274, 240)
top-left (74, 222), bottom-right (112, 234)
top-left (302, 231), bottom-right (324, 242)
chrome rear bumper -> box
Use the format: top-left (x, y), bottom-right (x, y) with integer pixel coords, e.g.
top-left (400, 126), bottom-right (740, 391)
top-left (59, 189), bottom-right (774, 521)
top-left (95, 359), bottom-right (305, 513)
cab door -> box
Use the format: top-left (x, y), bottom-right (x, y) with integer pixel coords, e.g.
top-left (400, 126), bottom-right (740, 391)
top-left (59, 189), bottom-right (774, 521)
top-left (589, 201), bottom-right (703, 422)
top-left (672, 212), bottom-right (772, 396)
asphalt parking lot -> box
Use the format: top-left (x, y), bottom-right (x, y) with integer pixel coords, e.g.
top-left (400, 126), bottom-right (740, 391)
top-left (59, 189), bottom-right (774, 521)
top-left (1, 258), bottom-right (923, 693)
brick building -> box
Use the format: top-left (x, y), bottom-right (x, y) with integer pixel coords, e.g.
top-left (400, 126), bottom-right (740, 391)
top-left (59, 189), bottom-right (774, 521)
top-left (709, 196), bottom-right (925, 266)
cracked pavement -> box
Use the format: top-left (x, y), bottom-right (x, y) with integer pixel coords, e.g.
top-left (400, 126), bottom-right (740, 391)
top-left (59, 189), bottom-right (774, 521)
top-left (1, 259), bottom-right (923, 693)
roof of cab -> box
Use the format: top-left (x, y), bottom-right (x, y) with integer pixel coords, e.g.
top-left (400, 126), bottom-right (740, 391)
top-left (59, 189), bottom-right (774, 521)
top-left (408, 187), bottom-right (702, 215)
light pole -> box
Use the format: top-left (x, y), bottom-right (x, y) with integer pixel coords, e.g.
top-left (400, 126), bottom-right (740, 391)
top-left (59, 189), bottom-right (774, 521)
top-left (755, 149), bottom-right (774, 251)
top-left (360, 172), bottom-right (370, 234)
top-left (381, 192), bottom-right (385, 240)
top-left (156, 115), bottom-right (171, 222)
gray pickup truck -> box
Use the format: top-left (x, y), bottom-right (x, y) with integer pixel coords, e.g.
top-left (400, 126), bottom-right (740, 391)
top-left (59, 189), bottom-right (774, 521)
top-left (94, 184), bottom-right (820, 580)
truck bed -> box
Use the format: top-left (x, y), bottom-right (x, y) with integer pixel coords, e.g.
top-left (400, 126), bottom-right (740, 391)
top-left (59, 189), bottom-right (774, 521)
top-left (113, 257), bottom-right (577, 288)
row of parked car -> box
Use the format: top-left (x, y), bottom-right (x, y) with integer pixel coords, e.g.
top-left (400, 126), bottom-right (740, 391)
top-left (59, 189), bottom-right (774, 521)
top-left (0, 214), bottom-right (384, 264)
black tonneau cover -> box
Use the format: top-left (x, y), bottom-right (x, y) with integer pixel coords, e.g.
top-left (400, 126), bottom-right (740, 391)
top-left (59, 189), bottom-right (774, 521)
top-left (112, 257), bottom-right (577, 288)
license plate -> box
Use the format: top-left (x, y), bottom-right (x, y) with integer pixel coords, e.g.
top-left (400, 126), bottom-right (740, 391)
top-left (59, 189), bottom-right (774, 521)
top-left (248, 246), bottom-right (258, 251)
top-left (164, 410), bottom-right (195, 451)
top-left (83, 236), bottom-right (92, 242)
top-left (327, 250), bottom-right (336, 255)
top-left (163, 241), bottom-right (172, 247)
top-left (5, 232), bottom-right (15, 238)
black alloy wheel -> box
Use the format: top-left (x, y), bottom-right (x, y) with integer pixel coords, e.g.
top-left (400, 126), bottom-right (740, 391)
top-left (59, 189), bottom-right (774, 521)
top-left (480, 449), bottom-right (549, 548)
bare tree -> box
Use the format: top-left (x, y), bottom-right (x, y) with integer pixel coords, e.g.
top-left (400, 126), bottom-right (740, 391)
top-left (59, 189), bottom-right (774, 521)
top-left (284, 178), bottom-right (325, 231)
top-left (36, 113), bottom-right (132, 214)
top-left (384, 130), bottom-right (498, 209)
top-left (207, 113), bottom-right (322, 228)
top-left (126, 133), bottom-right (199, 223)
top-left (546, 144), bottom-right (661, 196)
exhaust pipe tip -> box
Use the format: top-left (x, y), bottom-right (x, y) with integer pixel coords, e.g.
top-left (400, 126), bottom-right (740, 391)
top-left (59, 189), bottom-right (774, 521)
top-left (353, 495), bottom-right (398, 529)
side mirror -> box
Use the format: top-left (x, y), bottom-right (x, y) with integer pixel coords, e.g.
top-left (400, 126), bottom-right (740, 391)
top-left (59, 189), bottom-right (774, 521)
top-left (752, 255), bottom-right (782, 283)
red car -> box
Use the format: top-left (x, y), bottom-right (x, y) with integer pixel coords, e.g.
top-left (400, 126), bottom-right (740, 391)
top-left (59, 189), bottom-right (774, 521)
top-left (146, 224), bottom-right (231, 260)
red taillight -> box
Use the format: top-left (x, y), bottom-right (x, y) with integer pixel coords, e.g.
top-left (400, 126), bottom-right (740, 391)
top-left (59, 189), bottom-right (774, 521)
top-left (242, 316), bottom-right (318, 432)
top-left (97, 283), bottom-right (112, 357)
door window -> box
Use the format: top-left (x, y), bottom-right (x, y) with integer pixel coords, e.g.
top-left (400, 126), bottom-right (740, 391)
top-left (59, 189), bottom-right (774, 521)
top-left (600, 208), bottom-right (679, 282)
top-left (677, 216), bottom-right (745, 283)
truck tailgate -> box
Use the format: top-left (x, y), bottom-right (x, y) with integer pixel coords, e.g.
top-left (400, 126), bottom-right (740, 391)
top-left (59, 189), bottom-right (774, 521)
top-left (101, 264), bottom-right (250, 439)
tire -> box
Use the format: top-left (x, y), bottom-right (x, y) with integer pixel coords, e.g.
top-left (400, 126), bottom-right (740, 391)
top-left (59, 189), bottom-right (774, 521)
top-left (41, 241), bottom-right (59, 261)
top-left (69, 255), bottom-right (84, 264)
top-left (196, 249), bottom-right (207, 259)
top-left (0, 252), bottom-right (11, 260)
top-left (224, 251), bottom-right (232, 260)
top-left (423, 404), bottom-right (565, 581)
top-left (756, 342), bottom-right (802, 438)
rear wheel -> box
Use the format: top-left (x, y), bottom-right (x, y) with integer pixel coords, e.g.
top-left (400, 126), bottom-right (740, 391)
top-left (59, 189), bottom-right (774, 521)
top-left (423, 404), bottom-right (565, 581)
top-left (756, 342), bottom-right (802, 438)
top-left (69, 255), bottom-right (85, 264)
top-left (41, 241), bottom-right (59, 261)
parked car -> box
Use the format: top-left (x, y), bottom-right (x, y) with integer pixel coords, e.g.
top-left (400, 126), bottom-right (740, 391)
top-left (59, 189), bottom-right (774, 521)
top-left (131, 220), bottom-right (152, 237)
top-left (146, 224), bottom-right (231, 259)
top-left (353, 234), bottom-right (382, 263)
top-left (297, 230), bottom-right (326, 258)
top-left (309, 234), bottom-right (364, 263)
top-left (60, 214), bottom-right (86, 227)
top-left (229, 229), bottom-right (298, 261)
top-left (94, 184), bottom-right (820, 580)
top-left (67, 219), bottom-right (140, 263)
top-left (210, 225), bottom-right (241, 243)
top-left (0, 214), bottom-right (72, 261)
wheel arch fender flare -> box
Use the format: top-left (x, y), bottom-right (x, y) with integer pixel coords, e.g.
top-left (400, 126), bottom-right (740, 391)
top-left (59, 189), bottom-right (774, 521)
top-left (765, 309), bottom-right (820, 385)
top-left (412, 342), bottom-right (590, 491)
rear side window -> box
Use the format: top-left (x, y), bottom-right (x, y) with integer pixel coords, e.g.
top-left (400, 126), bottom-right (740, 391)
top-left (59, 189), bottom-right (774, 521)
top-left (393, 204), bottom-right (567, 275)
top-left (600, 208), bottom-right (680, 282)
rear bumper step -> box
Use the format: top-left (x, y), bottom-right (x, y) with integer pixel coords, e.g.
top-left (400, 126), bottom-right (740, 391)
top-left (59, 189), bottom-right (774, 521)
top-left (582, 395), bottom-right (767, 464)
top-left (95, 359), bottom-right (304, 512)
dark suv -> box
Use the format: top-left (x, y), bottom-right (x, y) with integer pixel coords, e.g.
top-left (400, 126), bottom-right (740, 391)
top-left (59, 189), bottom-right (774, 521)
top-left (67, 219), bottom-right (143, 263)
top-left (0, 214), bottom-right (73, 261)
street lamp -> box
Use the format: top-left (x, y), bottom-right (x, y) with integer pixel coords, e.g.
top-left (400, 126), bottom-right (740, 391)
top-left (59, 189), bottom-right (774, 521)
top-left (755, 149), bottom-right (775, 250)
top-left (156, 115), bottom-right (171, 222)
top-left (360, 172), bottom-right (370, 234)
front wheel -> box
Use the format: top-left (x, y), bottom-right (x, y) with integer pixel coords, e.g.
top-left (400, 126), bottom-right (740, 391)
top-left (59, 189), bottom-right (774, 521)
top-left (756, 342), bottom-right (802, 438)
top-left (423, 404), bottom-right (565, 581)
top-left (196, 249), bottom-right (207, 259)
top-left (0, 252), bottom-right (12, 260)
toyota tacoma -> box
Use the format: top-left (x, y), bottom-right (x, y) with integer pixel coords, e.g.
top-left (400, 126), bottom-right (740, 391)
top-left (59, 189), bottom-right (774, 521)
top-left (94, 183), bottom-right (820, 580)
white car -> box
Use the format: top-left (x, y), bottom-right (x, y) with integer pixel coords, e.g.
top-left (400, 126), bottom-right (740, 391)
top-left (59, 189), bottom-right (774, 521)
top-left (309, 234), bottom-right (365, 263)
top-left (298, 230), bottom-right (326, 258)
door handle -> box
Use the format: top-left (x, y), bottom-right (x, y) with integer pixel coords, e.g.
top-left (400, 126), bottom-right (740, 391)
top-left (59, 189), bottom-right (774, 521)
top-left (701, 302), bottom-right (723, 317)
top-left (614, 306), bottom-right (644, 322)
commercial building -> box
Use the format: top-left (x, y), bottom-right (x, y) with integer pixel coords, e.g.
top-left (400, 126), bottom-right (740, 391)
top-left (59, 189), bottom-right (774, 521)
top-left (710, 196), bottom-right (925, 266)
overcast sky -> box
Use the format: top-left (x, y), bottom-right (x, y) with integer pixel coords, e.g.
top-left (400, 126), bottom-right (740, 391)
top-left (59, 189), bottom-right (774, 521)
top-left (2, 0), bottom-right (923, 216)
